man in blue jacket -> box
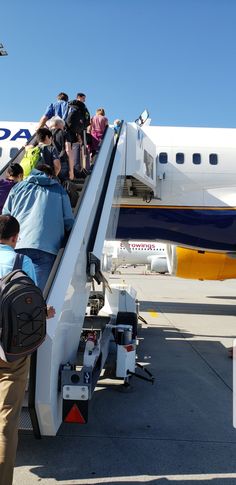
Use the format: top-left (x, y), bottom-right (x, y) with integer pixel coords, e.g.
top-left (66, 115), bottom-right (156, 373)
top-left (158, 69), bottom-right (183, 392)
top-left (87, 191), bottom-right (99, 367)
top-left (2, 165), bottom-right (74, 291)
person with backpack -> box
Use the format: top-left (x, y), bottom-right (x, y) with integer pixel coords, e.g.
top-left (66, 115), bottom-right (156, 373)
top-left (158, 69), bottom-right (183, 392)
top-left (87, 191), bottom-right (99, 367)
top-left (21, 128), bottom-right (61, 178)
top-left (2, 164), bottom-right (74, 291)
top-left (76, 93), bottom-right (91, 167)
top-left (65, 98), bottom-right (88, 143)
top-left (0, 164), bottom-right (24, 213)
top-left (0, 214), bottom-right (55, 485)
top-left (76, 92), bottom-right (91, 129)
top-left (37, 92), bottom-right (69, 129)
top-left (49, 116), bottom-right (74, 181)
top-left (65, 93), bottom-right (91, 171)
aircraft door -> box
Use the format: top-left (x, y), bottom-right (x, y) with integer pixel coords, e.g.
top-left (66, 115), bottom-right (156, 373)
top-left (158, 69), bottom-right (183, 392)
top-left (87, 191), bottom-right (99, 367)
top-left (155, 147), bottom-right (172, 201)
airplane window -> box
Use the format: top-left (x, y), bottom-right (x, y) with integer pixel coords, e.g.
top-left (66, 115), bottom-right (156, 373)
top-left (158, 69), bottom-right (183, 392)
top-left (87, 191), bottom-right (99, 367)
top-left (209, 153), bottom-right (218, 165)
top-left (159, 152), bottom-right (168, 164)
top-left (0, 148), bottom-right (2, 157)
top-left (192, 153), bottom-right (201, 165)
top-left (10, 147), bottom-right (19, 159)
top-left (176, 153), bottom-right (184, 164)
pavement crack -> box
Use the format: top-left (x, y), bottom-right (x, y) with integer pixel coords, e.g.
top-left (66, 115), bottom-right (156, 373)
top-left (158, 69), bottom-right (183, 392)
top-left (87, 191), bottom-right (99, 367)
top-left (57, 433), bottom-right (236, 445)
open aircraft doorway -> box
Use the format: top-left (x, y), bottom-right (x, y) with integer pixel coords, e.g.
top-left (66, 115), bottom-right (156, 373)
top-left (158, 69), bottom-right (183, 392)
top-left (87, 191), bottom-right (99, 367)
top-left (135, 109), bottom-right (150, 127)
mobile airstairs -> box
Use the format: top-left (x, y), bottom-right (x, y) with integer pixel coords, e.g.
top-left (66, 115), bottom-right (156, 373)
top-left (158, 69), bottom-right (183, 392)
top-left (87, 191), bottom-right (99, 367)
top-left (1, 119), bottom-right (157, 437)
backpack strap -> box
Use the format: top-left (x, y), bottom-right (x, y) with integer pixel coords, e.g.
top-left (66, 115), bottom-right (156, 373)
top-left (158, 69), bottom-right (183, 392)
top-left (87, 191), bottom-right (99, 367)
top-left (12, 253), bottom-right (24, 271)
top-left (0, 254), bottom-right (26, 297)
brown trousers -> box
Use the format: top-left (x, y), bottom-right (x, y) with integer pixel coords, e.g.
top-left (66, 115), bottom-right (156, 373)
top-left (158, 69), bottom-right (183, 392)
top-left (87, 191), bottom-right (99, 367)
top-left (0, 356), bottom-right (30, 485)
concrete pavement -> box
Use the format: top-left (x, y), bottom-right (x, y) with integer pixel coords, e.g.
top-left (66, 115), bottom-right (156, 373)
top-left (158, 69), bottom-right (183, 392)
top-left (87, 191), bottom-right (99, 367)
top-left (13, 270), bottom-right (236, 484)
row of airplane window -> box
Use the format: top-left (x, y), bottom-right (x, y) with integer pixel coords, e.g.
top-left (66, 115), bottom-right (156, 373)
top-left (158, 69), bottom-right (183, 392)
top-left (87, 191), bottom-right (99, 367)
top-left (0, 147), bottom-right (19, 158)
top-left (158, 152), bottom-right (218, 165)
top-left (1, 149), bottom-right (219, 167)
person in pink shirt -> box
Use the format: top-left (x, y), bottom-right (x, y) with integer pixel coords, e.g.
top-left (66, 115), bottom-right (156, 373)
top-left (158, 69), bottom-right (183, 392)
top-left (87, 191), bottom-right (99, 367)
top-left (89, 108), bottom-right (108, 156)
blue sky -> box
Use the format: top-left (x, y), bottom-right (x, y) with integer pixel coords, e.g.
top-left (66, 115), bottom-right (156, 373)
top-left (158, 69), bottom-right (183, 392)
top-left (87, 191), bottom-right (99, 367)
top-left (1, 0), bottom-right (236, 127)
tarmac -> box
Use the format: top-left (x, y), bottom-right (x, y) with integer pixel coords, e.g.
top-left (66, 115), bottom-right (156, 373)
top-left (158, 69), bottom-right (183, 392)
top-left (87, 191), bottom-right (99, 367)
top-left (13, 268), bottom-right (236, 484)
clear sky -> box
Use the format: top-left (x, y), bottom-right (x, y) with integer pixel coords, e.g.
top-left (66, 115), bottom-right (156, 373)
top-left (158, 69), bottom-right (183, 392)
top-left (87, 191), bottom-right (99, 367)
top-left (1, 0), bottom-right (236, 127)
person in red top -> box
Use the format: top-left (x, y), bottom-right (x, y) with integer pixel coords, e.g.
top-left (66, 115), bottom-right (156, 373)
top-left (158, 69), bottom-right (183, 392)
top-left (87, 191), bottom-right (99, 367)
top-left (89, 108), bottom-right (108, 156)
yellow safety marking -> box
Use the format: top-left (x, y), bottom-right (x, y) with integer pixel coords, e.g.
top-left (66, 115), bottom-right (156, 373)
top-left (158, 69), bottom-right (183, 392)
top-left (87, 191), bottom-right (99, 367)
top-left (149, 310), bottom-right (158, 318)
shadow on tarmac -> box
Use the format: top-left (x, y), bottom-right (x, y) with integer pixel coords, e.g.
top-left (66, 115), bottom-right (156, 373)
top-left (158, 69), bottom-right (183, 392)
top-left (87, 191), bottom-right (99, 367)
top-left (15, 321), bottom-right (236, 485)
top-left (139, 300), bottom-right (236, 316)
top-left (207, 296), bottom-right (236, 300)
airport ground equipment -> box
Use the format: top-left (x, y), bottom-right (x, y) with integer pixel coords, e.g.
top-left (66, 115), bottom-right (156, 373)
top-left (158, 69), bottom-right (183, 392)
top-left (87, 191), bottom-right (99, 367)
top-left (1, 116), bottom-right (159, 436)
top-left (0, 126), bottom-right (121, 436)
top-left (61, 283), bottom-right (138, 425)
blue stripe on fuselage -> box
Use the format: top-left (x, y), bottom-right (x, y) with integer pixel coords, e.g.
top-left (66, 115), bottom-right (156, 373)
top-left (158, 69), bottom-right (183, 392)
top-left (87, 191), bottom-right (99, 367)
top-left (115, 206), bottom-right (236, 251)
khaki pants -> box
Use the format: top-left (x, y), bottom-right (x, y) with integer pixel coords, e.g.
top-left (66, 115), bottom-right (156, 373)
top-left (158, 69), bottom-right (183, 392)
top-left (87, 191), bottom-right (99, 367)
top-left (0, 356), bottom-right (30, 485)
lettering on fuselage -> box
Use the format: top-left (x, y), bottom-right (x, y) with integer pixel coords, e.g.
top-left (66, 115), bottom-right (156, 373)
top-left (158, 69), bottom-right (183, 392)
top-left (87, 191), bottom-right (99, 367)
top-left (0, 128), bottom-right (32, 142)
top-left (120, 242), bottom-right (156, 250)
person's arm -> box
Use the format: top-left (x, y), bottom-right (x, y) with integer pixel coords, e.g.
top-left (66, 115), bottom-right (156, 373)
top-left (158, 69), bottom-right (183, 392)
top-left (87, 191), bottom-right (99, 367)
top-left (50, 146), bottom-right (61, 176)
top-left (65, 140), bottom-right (74, 180)
top-left (2, 190), bottom-right (14, 214)
top-left (37, 115), bottom-right (49, 130)
top-left (22, 255), bottom-right (37, 281)
top-left (23, 255), bottom-right (56, 319)
top-left (85, 106), bottom-right (91, 127)
top-left (61, 188), bottom-right (74, 230)
top-left (37, 104), bottom-right (54, 130)
top-left (53, 159), bottom-right (61, 176)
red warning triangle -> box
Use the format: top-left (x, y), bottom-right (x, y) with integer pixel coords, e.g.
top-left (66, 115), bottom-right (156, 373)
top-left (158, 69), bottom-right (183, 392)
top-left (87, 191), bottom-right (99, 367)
top-left (65, 403), bottom-right (86, 424)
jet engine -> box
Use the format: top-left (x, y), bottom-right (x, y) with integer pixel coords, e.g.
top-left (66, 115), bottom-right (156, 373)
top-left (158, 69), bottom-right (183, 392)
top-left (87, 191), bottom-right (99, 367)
top-left (146, 255), bottom-right (168, 274)
top-left (166, 244), bottom-right (236, 280)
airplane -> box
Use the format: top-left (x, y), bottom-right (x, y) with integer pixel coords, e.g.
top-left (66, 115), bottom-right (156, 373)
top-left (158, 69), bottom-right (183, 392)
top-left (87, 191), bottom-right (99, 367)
top-left (1, 116), bottom-right (236, 437)
top-left (2, 119), bottom-right (236, 281)
top-left (102, 240), bottom-right (168, 274)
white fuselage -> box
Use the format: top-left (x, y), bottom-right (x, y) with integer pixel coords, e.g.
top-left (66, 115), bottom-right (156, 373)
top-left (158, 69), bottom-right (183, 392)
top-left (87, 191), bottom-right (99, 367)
top-left (125, 124), bottom-right (236, 207)
top-left (0, 122), bottom-right (37, 168)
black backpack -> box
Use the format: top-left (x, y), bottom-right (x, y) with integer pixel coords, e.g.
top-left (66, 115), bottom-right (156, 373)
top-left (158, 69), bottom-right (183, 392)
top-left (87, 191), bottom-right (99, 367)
top-left (65, 100), bottom-right (88, 136)
top-left (0, 254), bottom-right (47, 362)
